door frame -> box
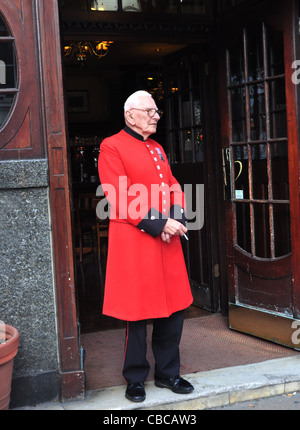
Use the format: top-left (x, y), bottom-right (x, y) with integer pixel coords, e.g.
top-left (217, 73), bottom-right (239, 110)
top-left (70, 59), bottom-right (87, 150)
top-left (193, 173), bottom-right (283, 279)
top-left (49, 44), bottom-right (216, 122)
top-left (286, 0), bottom-right (300, 317)
top-left (38, 0), bottom-right (85, 401)
top-left (217, 0), bottom-right (300, 347)
top-left (54, 2), bottom-right (220, 400)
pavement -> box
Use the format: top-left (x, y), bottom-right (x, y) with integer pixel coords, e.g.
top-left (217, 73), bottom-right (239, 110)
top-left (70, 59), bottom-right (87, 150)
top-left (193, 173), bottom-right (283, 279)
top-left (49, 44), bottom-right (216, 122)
top-left (212, 392), bottom-right (300, 410)
top-left (14, 355), bottom-right (300, 411)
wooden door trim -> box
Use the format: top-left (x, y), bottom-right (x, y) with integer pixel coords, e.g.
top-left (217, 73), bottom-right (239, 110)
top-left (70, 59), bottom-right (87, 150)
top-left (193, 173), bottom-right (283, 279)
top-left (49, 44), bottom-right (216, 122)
top-left (233, 247), bottom-right (291, 278)
top-left (284, 0), bottom-right (300, 317)
top-left (37, 0), bottom-right (84, 401)
top-left (229, 303), bottom-right (300, 350)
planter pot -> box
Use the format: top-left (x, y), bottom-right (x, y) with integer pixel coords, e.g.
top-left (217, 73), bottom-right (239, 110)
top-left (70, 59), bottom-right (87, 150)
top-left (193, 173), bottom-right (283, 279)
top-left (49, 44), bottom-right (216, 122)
top-left (0, 325), bottom-right (19, 410)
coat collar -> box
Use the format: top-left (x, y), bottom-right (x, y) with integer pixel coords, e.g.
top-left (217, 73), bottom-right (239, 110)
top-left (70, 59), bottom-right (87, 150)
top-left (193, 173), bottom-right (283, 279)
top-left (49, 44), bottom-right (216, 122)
top-left (123, 125), bottom-right (145, 142)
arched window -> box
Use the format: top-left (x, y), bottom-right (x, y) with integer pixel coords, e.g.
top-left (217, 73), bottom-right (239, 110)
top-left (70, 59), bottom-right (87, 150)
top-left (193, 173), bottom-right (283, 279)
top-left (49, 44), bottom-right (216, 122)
top-left (0, 14), bottom-right (17, 129)
top-left (0, 1), bottom-right (44, 160)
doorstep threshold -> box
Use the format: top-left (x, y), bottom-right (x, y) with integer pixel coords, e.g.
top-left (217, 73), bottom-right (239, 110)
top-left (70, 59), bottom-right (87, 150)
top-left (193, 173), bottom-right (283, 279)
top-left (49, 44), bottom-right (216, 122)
top-left (16, 355), bottom-right (300, 410)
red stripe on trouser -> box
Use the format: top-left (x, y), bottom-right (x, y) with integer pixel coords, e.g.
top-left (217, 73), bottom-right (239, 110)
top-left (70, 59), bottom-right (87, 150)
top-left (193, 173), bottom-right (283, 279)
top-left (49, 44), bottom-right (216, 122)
top-left (123, 321), bottom-right (130, 383)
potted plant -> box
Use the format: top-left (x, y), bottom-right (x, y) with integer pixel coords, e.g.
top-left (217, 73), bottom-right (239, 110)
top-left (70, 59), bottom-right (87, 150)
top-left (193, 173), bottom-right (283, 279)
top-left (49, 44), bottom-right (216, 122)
top-left (0, 322), bottom-right (19, 410)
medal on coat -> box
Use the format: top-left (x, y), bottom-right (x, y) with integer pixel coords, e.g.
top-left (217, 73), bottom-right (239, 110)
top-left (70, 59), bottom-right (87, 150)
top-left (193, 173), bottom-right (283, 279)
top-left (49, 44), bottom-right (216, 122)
top-left (155, 147), bottom-right (165, 162)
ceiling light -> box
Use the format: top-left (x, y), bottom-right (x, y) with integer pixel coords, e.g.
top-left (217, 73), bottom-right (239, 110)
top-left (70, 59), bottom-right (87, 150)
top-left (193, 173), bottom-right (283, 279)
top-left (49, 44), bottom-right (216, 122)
top-left (64, 41), bottom-right (114, 63)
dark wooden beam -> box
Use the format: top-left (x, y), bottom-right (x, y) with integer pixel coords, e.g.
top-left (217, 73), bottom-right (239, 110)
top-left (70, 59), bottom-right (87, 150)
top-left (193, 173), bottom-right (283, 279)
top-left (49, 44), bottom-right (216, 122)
top-left (60, 9), bottom-right (214, 43)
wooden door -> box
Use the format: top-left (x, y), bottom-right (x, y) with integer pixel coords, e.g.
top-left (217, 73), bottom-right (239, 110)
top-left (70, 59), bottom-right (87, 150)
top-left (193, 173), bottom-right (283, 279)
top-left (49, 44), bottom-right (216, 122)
top-left (164, 47), bottom-right (220, 312)
top-left (220, 0), bottom-right (300, 348)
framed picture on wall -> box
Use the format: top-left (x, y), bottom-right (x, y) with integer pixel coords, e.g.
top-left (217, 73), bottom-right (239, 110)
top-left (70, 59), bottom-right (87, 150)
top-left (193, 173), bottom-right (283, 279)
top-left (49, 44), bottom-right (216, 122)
top-left (67, 91), bottom-right (89, 113)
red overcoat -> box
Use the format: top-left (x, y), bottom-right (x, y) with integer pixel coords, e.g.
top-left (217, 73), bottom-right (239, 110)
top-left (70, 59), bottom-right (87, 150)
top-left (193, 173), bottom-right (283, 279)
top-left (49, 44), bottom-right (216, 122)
top-left (98, 127), bottom-right (193, 321)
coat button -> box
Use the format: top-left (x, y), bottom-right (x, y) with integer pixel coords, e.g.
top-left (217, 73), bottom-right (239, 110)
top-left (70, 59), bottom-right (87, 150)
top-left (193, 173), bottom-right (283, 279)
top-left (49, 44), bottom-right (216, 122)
top-left (157, 165), bottom-right (161, 170)
top-left (151, 215), bottom-right (156, 220)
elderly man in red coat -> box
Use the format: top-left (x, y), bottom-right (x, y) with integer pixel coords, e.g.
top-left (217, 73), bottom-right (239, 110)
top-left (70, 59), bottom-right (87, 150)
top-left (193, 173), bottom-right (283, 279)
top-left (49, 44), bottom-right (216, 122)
top-left (98, 90), bottom-right (194, 402)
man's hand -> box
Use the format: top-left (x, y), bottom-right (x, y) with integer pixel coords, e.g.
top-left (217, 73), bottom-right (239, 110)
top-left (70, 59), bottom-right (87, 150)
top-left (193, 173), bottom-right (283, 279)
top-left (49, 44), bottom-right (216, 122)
top-left (161, 218), bottom-right (187, 243)
top-left (161, 231), bottom-right (171, 243)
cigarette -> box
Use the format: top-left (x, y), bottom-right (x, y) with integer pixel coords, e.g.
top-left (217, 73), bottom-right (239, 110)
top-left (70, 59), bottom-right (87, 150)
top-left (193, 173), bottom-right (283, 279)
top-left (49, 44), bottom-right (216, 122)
top-left (183, 234), bottom-right (189, 241)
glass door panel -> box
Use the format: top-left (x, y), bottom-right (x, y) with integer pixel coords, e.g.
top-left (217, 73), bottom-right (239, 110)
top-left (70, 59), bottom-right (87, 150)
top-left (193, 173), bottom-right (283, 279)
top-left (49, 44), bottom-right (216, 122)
top-left (249, 83), bottom-right (266, 141)
top-left (247, 25), bottom-right (264, 82)
top-left (253, 202), bottom-right (270, 258)
top-left (271, 142), bottom-right (289, 200)
top-left (231, 87), bottom-right (246, 142)
top-left (228, 24), bottom-right (291, 260)
top-left (236, 202), bottom-right (251, 253)
top-left (229, 32), bottom-right (245, 85)
top-left (269, 78), bottom-right (287, 139)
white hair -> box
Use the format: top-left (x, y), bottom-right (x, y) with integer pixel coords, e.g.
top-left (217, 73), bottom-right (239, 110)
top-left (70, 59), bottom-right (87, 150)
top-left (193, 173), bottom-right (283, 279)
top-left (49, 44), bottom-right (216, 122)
top-left (124, 90), bottom-right (153, 112)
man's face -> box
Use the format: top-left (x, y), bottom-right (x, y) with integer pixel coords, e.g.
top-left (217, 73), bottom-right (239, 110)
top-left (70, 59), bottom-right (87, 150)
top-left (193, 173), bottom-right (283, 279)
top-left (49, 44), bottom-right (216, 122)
top-left (129, 96), bottom-right (161, 139)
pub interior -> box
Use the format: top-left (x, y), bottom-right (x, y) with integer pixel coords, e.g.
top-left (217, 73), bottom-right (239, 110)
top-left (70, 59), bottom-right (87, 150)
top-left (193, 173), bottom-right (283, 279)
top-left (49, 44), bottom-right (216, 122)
top-left (62, 24), bottom-right (197, 332)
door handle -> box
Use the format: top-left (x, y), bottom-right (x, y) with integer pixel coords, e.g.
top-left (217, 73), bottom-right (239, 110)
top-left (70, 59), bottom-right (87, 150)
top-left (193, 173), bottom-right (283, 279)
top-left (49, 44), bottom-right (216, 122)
top-left (234, 160), bottom-right (243, 181)
top-left (222, 148), bottom-right (231, 200)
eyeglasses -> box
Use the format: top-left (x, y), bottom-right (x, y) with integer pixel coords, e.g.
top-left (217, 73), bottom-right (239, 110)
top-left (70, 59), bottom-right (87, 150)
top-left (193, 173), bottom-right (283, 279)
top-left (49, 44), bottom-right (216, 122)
top-left (130, 108), bottom-right (163, 118)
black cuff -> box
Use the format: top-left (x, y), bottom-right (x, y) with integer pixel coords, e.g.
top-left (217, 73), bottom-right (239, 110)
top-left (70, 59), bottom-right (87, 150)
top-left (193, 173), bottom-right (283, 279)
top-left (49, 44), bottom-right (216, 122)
top-left (169, 204), bottom-right (186, 226)
top-left (137, 208), bottom-right (168, 238)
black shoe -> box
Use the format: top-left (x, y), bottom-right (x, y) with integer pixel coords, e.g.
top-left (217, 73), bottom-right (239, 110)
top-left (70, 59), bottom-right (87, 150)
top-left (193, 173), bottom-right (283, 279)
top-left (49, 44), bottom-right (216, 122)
top-left (155, 376), bottom-right (194, 394)
top-left (125, 382), bottom-right (146, 402)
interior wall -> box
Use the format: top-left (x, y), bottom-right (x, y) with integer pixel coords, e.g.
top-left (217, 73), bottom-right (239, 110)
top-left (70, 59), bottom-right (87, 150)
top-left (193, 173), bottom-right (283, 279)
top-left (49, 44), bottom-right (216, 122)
top-left (62, 40), bottom-right (187, 140)
top-left (65, 66), bottom-right (148, 138)
top-left (66, 74), bottom-right (111, 124)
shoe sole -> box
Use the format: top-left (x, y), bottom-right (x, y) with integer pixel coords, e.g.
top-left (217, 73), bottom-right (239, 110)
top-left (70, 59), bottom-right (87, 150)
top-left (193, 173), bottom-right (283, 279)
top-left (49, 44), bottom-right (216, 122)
top-left (125, 393), bottom-right (146, 403)
top-left (155, 380), bottom-right (194, 394)
top-left (155, 380), bottom-right (170, 389)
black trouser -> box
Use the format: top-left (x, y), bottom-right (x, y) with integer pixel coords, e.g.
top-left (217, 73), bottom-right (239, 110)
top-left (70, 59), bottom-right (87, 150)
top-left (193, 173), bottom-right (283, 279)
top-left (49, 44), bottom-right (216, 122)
top-left (123, 310), bottom-right (184, 384)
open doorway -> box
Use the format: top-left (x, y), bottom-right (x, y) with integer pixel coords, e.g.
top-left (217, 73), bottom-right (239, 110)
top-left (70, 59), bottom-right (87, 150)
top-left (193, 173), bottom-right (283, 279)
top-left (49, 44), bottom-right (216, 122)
top-left (58, 8), bottom-right (299, 395)
top-left (63, 39), bottom-right (218, 333)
